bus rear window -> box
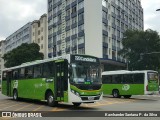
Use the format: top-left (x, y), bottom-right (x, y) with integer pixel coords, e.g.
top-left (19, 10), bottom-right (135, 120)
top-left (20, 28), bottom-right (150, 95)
top-left (148, 72), bottom-right (158, 82)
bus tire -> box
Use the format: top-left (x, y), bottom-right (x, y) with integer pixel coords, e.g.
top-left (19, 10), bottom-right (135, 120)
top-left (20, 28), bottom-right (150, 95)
top-left (112, 90), bottom-right (121, 98)
top-left (13, 89), bottom-right (18, 101)
top-left (73, 102), bottom-right (81, 107)
top-left (124, 95), bottom-right (132, 98)
top-left (47, 92), bottom-right (57, 107)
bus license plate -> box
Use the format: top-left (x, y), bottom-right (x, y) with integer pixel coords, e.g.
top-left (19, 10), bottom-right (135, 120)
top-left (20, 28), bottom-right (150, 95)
top-left (88, 97), bottom-right (94, 100)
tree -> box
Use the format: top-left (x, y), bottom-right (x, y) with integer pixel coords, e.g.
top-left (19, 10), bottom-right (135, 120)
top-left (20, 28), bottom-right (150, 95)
top-left (3, 43), bottom-right (44, 68)
top-left (119, 29), bottom-right (160, 71)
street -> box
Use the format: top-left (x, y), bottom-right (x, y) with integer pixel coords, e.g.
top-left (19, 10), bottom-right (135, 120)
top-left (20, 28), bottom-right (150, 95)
top-left (0, 92), bottom-right (160, 115)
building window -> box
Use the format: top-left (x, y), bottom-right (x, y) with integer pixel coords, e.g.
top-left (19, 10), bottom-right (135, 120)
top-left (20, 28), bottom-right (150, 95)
top-left (66, 30), bottom-right (70, 37)
top-left (72, 6), bottom-right (77, 14)
top-left (72, 38), bottom-right (77, 47)
top-left (66, 9), bottom-right (70, 16)
top-left (103, 35), bottom-right (108, 43)
top-left (78, 13), bottom-right (84, 21)
top-left (66, 40), bottom-right (70, 48)
top-left (103, 47), bottom-right (108, 55)
top-left (72, 27), bottom-right (77, 35)
top-left (66, 0), bottom-right (71, 6)
top-left (41, 36), bottom-right (43, 40)
top-left (111, 5), bottom-right (115, 13)
top-left (58, 14), bottom-right (62, 21)
top-left (78, 1), bottom-right (84, 10)
top-left (112, 39), bottom-right (116, 46)
top-left (41, 44), bottom-right (43, 49)
top-left (66, 20), bottom-right (71, 27)
top-left (78, 24), bottom-right (84, 32)
top-left (78, 36), bottom-right (84, 45)
top-left (103, 23), bottom-right (108, 31)
top-left (72, 17), bottom-right (77, 24)
top-left (102, 11), bottom-right (107, 19)
top-left (38, 30), bottom-right (40, 35)
top-left (78, 48), bottom-right (85, 54)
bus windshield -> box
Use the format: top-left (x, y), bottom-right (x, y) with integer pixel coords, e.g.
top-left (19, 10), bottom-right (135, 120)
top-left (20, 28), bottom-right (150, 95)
top-left (70, 63), bottom-right (101, 84)
top-left (148, 72), bottom-right (158, 83)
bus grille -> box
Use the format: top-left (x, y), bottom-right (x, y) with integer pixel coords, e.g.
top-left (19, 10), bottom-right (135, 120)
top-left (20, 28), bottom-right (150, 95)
top-left (76, 85), bottom-right (101, 90)
top-left (81, 96), bottom-right (100, 101)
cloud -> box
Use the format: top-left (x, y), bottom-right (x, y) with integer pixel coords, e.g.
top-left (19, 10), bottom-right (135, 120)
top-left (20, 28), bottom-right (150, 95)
top-left (141, 0), bottom-right (160, 33)
top-left (0, 0), bottom-right (46, 40)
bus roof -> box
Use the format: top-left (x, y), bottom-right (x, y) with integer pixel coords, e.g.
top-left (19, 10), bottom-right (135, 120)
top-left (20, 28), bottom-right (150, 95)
top-left (102, 70), bottom-right (157, 75)
top-left (2, 54), bottom-right (100, 72)
top-left (2, 54), bottom-right (71, 71)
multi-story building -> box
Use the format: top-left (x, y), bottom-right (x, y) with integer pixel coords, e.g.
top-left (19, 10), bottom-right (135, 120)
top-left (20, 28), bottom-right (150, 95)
top-left (49, 0), bottom-right (143, 70)
top-left (31, 14), bottom-right (48, 59)
top-left (0, 40), bottom-right (5, 84)
top-left (5, 22), bottom-right (32, 53)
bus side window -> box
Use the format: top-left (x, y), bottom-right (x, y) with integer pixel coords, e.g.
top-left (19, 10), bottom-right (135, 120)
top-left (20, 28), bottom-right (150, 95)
top-left (133, 73), bottom-right (144, 84)
top-left (42, 62), bottom-right (54, 78)
top-left (102, 75), bottom-right (112, 84)
top-left (34, 64), bottom-right (42, 78)
top-left (20, 68), bottom-right (25, 79)
top-left (25, 66), bottom-right (33, 79)
top-left (117, 75), bottom-right (123, 84)
top-left (13, 70), bottom-right (19, 79)
top-left (123, 74), bottom-right (133, 84)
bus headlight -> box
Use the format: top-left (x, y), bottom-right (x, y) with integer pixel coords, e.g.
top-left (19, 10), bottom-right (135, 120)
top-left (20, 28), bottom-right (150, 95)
top-left (71, 89), bottom-right (80, 97)
top-left (75, 92), bottom-right (80, 96)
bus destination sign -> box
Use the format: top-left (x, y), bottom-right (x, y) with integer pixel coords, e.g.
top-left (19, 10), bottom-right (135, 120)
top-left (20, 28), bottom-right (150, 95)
top-left (73, 55), bottom-right (97, 62)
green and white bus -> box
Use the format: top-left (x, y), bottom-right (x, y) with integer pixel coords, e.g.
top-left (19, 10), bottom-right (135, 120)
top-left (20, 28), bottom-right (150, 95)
top-left (1, 54), bottom-right (102, 106)
top-left (102, 70), bottom-right (159, 98)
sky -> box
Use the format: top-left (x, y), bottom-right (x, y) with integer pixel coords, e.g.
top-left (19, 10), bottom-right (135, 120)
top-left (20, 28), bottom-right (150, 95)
top-left (0, 0), bottom-right (160, 40)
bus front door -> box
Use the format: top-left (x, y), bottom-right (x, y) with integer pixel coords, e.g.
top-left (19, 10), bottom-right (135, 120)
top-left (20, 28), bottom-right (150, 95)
top-left (6, 71), bottom-right (12, 96)
top-left (55, 60), bottom-right (68, 102)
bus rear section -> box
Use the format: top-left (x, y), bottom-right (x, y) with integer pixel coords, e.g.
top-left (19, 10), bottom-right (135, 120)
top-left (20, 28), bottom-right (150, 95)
top-left (145, 71), bottom-right (159, 95)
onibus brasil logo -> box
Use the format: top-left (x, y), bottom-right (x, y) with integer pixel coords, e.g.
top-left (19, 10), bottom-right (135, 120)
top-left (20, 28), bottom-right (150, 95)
top-left (122, 84), bottom-right (130, 91)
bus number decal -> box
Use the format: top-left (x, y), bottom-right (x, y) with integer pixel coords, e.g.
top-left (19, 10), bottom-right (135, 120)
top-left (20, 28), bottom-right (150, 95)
top-left (13, 80), bottom-right (18, 89)
top-left (122, 84), bottom-right (130, 91)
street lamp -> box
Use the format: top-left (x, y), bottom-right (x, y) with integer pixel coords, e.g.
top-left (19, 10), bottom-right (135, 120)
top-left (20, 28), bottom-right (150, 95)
top-left (156, 9), bottom-right (160, 11)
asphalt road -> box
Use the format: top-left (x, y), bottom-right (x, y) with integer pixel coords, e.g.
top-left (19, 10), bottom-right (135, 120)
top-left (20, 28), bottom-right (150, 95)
top-left (0, 91), bottom-right (160, 120)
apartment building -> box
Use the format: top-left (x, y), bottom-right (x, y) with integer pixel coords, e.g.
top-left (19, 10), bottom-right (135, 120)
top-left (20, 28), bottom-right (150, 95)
top-left (0, 40), bottom-right (5, 83)
top-left (5, 22), bottom-right (32, 53)
top-left (31, 14), bottom-right (48, 59)
top-left (49, 0), bottom-right (143, 70)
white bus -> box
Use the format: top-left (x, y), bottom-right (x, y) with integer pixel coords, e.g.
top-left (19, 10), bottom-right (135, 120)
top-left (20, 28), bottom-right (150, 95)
top-left (102, 70), bottom-right (159, 98)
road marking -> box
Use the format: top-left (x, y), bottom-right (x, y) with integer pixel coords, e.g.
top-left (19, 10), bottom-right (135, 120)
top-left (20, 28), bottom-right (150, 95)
top-left (14, 104), bottom-right (33, 111)
top-left (0, 103), bottom-right (24, 110)
top-left (51, 107), bottom-right (67, 112)
top-left (51, 107), bottom-right (58, 111)
top-left (0, 101), bottom-right (15, 106)
top-left (32, 105), bottom-right (45, 111)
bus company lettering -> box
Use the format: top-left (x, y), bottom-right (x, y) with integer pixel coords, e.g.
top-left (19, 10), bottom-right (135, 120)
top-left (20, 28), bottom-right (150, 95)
top-left (75, 56), bottom-right (97, 62)
top-left (122, 84), bottom-right (130, 91)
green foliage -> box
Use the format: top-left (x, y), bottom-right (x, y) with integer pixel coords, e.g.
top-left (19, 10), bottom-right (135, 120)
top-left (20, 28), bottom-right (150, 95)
top-left (119, 29), bottom-right (160, 71)
top-left (3, 43), bottom-right (44, 68)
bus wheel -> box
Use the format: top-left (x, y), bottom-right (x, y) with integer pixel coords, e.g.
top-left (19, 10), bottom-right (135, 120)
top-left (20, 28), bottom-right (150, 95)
top-left (47, 92), bottom-right (57, 107)
top-left (112, 90), bottom-right (120, 98)
top-left (73, 102), bottom-right (81, 107)
top-left (124, 95), bottom-right (132, 98)
top-left (13, 90), bottom-right (18, 101)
